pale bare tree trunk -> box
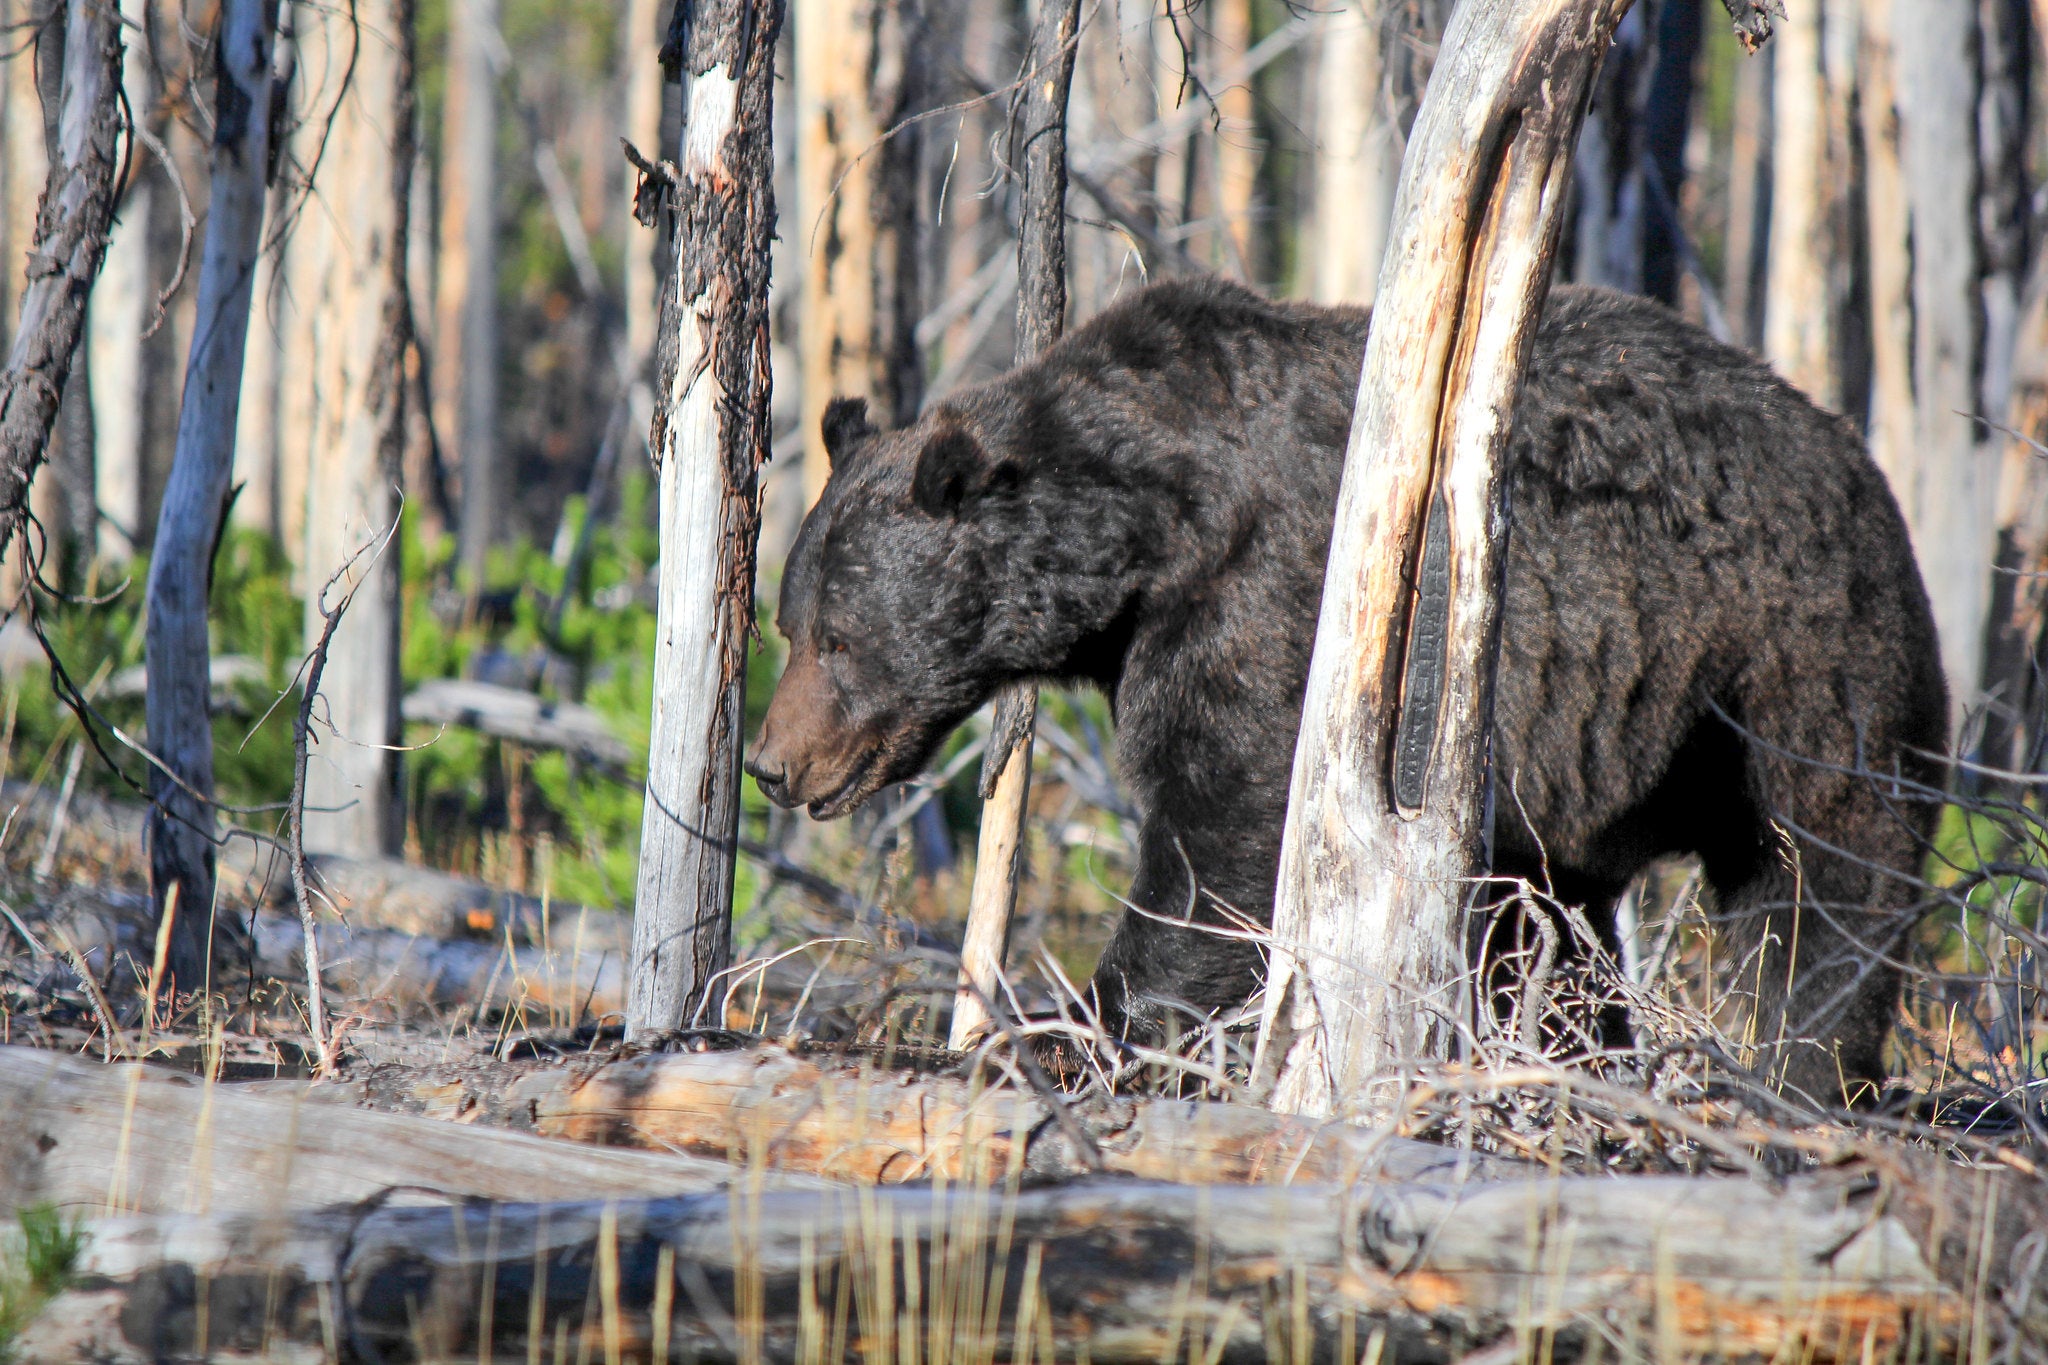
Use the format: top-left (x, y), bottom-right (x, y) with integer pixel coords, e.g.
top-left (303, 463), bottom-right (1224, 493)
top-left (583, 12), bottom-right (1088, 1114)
top-left (1867, 0), bottom-right (2001, 724)
top-left (142, 0), bottom-right (278, 996)
top-left (1213, 0), bottom-right (1257, 276)
top-left (626, 0), bottom-right (781, 1037)
top-left (229, 206), bottom-right (282, 542)
top-left (285, 0), bottom-right (414, 858)
top-left (1861, 3), bottom-right (1912, 479)
top-left (1153, 1), bottom-right (1196, 246)
top-left (1722, 34), bottom-right (1772, 349)
top-left (1258, 0), bottom-right (1628, 1118)
top-left (949, 0), bottom-right (1082, 1051)
top-left (87, 0), bottom-right (154, 566)
top-left (1308, 2), bottom-right (1397, 306)
top-left (794, 0), bottom-right (925, 506)
top-left (436, 0), bottom-right (500, 582)
top-left (1762, 0), bottom-right (1857, 411)
top-left (622, 0), bottom-right (665, 442)
top-left (0, 0), bottom-right (121, 587)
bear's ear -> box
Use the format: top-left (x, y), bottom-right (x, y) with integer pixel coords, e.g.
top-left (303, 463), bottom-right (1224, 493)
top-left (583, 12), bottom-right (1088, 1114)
top-left (912, 425), bottom-right (1011, 516)
top-left (821, 397), bottom-right (877, 471)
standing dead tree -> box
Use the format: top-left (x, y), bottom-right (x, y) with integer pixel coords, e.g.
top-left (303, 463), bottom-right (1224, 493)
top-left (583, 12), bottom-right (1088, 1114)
top-left (1257, 0), bottom-right (1641, 1116)
top-left (949, 0), bottom-right (1083, 1050)
top-left (626, 0), bottom-right (782, 1038)
top-left (0, 0), bottom-right (122, 566)
top-left (142, 0), bottom-right (281, 998)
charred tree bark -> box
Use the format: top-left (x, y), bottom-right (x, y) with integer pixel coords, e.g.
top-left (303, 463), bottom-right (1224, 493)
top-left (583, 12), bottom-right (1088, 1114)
top-left (0, 0), bottom-right (122, 574)
top-left (951, 0), bottom-right (1082, 1050)
top-left (1259, 0), bottom-right (1632, 1116)
top-left (626, 0), bottom-right (782, 1037)
top-left (141, 0), bottom-right (278, 998)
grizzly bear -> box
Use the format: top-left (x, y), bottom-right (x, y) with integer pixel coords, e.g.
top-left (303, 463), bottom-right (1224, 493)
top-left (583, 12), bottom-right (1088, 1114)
top-left (748, 277), bottom-right (1947, 1105)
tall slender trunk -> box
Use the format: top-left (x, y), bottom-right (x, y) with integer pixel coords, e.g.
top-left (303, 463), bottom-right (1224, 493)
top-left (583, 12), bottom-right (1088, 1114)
top-left (437, 0), bottom-right (500, 582)
top-left (143, 0), bottom-right (278, 996)
top-left (1307, 2), bottom-right (1397, 306)
top-left (1640, 0), bottom-right (1703, 305)
top-left (1762, 0), bottom-right (1858, 411)
top-left (1212, 0), bottom-right (1258, 277)
top-left (90, 0), bottom-right (158, 566)
top-left (0, 0), bottom-right (122, 586)
top-left (1870, 0), bottom-right (2002, 726)
top-left (1723, 34), bottom-right (1772, 350)
top-left (626, 0), bottom-right (781, 1038)
top-left (622, 0), bottom-right (665, 441)
top-left (284, 0), bottom-right (414, 858)
top-left (949, 0), bottom-right (1082, 1051)
top-left (230, 192), bottom-right (285, 544)
top-left (1259, 0), bottom-right (1628, 1117)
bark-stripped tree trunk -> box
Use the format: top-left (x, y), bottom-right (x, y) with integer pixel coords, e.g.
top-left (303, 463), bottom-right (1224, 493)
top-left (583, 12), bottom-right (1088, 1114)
top-left (1865, 0), bottom-right (2000, 723)
top-left (1761, 0), bottom-right (1860, 413)
top-left (626, 0), bottom-right (781, 1038)
top-left (1212, 0), bottom-right (1258, 276)
top-left (1722, 29), bottom-right (1772, 349)
top-left (142, 0), bottom-right (278, 996)
top-left (228, 190), bottom-right (284, 543)
top-left (0, 0), bottom-right (121, 577)
top-left (282, 0), bottom-right (413, 859)
top-left (88, 0), bottom-right (155, 566)
top-left (1257, 0), bottom-right (1631, 1118)
top-left (949, 0), bottom-right (1082, 1051)
top-left (1981, 0), bottom-right (2048, 774)
top-left (1307, 2), bottom-right (1397, 306)
top-left (794, 0), bottom-right (926, 505)
top-left (622, 0), bottom-right (665, 435)
top-left (436, 0), bottom-right (501, 583)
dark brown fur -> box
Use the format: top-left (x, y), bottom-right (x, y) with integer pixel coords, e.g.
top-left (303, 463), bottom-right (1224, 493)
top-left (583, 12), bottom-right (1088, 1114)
top-left (750, 278), bottom-right (1948, 1104)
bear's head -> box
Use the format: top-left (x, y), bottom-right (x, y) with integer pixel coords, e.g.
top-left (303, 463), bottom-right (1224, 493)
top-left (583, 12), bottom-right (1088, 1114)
top-left (748, 396), bottom-right (1026, 819)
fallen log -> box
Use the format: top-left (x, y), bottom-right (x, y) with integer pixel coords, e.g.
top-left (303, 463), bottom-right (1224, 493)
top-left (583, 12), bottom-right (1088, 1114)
top-left (319, 1042), bottom-right (1519, 1186)
top-left (22, 1162), bottom-right (2038, 1363)
top-left (403, 677), bottom-right (635, 767)
top-left (0, 1045), bottom-right (819, 1220)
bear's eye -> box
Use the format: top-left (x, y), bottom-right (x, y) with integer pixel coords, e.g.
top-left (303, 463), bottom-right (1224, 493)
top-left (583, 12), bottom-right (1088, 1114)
top-left (823, 633), bottom-right (849, 656)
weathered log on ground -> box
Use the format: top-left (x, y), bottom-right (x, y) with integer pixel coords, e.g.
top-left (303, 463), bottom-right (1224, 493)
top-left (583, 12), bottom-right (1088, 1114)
top-left (23, 1164), bottom-right (2038, 1363)
top-left (0, 1046), bottom-right (818, 1220)
top-left (2, 779), bottom-right (614, 944)
top-left (403, 677), bottom-right (634, 767)
top-left (320, 1043), bottom-right (1515, 1187)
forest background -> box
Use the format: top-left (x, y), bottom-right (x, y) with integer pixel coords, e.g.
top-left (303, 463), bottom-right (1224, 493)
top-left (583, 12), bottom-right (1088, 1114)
top-left (0, 0), bottom-right (2042, 1031)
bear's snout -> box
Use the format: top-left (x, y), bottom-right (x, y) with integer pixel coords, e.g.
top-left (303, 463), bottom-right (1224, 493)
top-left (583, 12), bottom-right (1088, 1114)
top-left (750, 649), bottom-right (880, 818)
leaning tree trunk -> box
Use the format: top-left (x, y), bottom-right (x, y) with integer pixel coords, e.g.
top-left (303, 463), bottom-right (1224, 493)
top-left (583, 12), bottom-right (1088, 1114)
top-left (142, 0), bottom-right (278, 995)
top-left (1257, 0), bottom-right (1633, 1118)
top-left (949, 0), bottom-right (1082, 1050)
top-left (285, 0), bottom-right (414, 859)
top-left (626, 0), bottom-right (781, 1038)
top-left (0, 0), bottom-right (122, 574)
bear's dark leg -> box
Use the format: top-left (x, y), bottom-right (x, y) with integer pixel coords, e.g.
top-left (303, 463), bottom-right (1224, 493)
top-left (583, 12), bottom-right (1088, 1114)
top-left (1084, 819), bottom-right (1269, 1050)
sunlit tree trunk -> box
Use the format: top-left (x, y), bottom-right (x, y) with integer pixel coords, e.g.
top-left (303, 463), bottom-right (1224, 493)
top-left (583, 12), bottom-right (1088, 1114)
top-left (1307, 2), bottom-right (1397, 306)
top-left (623, 0), bottom-right (665, 440)
top-left (1865, 0), bottom-right (2003, 725)
top-left (1212, 0), bottom-right (1258, 276)
top-left (436, 0), bottom-right (500, 582)
top-left (627, 0), bottom-right (781, 1037)
top-left (1722, 33), bottom-right (1772, 349)
top-left (1761, 0), bottom-right (1859, 412)
top-left (88, 0), bottom-right (155, 566)
top-left (1259, 0), bottom-right (1628, 1117)
top-left (230, 196), bottom-right (284, 544)
top-left (282, 0), bottom-right (415, 857)
top-left (794, 0), bottom-right (925, 506)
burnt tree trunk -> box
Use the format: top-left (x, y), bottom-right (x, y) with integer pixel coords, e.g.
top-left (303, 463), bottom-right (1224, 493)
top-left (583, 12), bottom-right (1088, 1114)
top-left (142, 0), bottom-right (280, 997)
top-left (626, 0), bottom-right (782, 1037)
top-left (1259, 0), bottom-right (1634, 1116)
top-left (951, 0), bottom-right (1083, 1049)
top-left (0, 0), bottom-right (122, 570)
